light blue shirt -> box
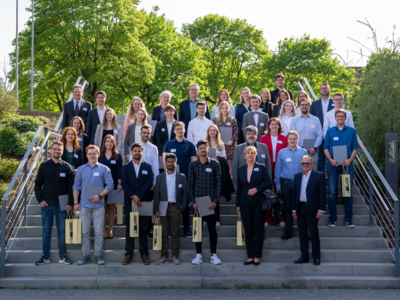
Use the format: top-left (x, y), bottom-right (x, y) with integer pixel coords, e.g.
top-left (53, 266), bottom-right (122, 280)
top-left (189, 99), bottom-right (199, 120)
top-left (211, 104), bottom-right (236, 120)
top-left (73, 162), bottom-right (114, 208)
top-left (274, 146), bottom-right (308, 188)
top-left (289, 114), bottom-right (323, 148)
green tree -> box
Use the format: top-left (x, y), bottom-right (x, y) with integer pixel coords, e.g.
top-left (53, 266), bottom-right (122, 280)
top-left (182, 14), bottom-right (270, 105)
top-left (8, 0), bottom-right (155, 112)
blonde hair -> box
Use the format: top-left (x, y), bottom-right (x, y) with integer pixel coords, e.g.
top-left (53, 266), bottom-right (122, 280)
top-left (239, 87), bottom-right (252, 105)
top-left (206, 124), bottom-right (223, 152)
top-left (216, 89), bottom-right (232, 106)
top-left (127, 96), bottom-right (145, 119)
top-left (134, 108), bottom-right (148, 125)
top-left (216, 101), bottom-right (233, 122)
top-left (86, 144), bottom-right (100, 154)
top-left (244, 145), bottom-right (257, 156)
top-left (279, 100), bottom-right (296, 117)
top-left (260, 89), bottom-right (271, 102)
top-left (102, 108), bottom-right (118, 130)
top-left (287, 130), bottom-right (299, 139)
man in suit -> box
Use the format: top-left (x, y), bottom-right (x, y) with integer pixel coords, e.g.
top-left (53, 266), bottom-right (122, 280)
top-left (86, 91), bottom-right (107, 145)
top-left (292, 155), bottom-right (326, 265)
top-left (270, 73), bottom-right (293, 104)
top-left (309, 82), bottom-right (334, 172)
top-left (232, 125), bottom-right (272, 190)
top-left (154, 104), bottom-right (176, 154)
top-left (154, 153), bottom-right (188, 265)
top-left (178, 83), bottom-right (211, 137)
top-left (242, 95), bottom-right (269, 142)
top-left (121, 142), bottom-right (154, 265)
top-left (62, 84), bottom-right (92, 130)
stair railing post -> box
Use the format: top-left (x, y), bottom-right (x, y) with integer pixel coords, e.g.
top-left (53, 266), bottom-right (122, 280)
top-left (0, 194), bottom-right (6, 277)
top-left (395, 200), bottom-right (399, 277)
top-left (22, 163), bottom-right (28, 226)
top-left (44, 127), bottom-right (48, 161)
top-left (368, 162), bottom-right (374, 226)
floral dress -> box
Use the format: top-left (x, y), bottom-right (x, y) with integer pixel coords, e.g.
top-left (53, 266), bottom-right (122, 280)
top-left (212, 117), bottom-right (238, 159)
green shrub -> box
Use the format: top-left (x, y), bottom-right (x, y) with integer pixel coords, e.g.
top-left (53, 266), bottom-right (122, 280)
top-left (0, 155), bottom-right (19, 180)
top-left (36, 116), bottom-right (50, 124)
top-left (14, 133), bottom-right (32, 156)
top-left (0, 182), bottom-right (9, 200)
top-left (10, 116), bottom-right (43, 133)
top-left (0, 127), bottom-right (19, 154)
top-left (0, 87), bottom-right (17, 115)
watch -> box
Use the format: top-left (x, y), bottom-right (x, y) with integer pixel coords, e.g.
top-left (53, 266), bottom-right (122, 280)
top-left (98, 194), bottom-right (104, 200)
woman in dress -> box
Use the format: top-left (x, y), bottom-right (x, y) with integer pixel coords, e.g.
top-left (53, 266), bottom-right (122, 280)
top-left (213, 101), bottom-right (238, 172)
top-left (99, 134), bottom-right (123, 239)
top-left (94, 108), bottom-right (123, 151)
top-left (259, 89), bottom-right (274, 117)
top-left (124, 108), bottom-right (148, 162)
top-left (70, 116), bottom-right (89, 163)
top-left (60, 127), bottom-right (84, 175)
top-left (278, 100), bottom-right (296, 136)
top-left (235, 87), bottom-right (252, 144)
top-left (272, 89), bottom-right (291, 118)
top-left (211, 89), bottom-right (236, 120)
top-left (151, 90), bottom-right (177, 122)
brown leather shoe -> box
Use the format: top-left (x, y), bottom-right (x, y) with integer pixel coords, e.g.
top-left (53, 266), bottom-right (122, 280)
top-left (141, 255), bottom-right (150, 265)
top-left (122, 255), bottom-right (132, 265)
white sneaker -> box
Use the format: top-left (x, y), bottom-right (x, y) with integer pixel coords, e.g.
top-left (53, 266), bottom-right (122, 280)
top-left (216, 221), bottom-right (221, 227)
top-left (203, 222), bottom-right (207, 227)
top-left (277, 222), bottom-right (285, 227)
top-left (264, 222), bottom-right (270, 228)
top-left (192, 254), bottom-right (203, 265)
top-left (211, 254), bottom-right (222, 265)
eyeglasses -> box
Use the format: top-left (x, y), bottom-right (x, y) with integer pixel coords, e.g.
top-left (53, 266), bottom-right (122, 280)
top-left (141, 132), bottom-right (150, 135)
top-left (198, 147), bottom-right (208, 150)
top-left (301, 162), bottom-right (312, 165)
top-left (87, 153), bottom-right (98, 156)
top-left (51, 148), bottom-right (62, 152)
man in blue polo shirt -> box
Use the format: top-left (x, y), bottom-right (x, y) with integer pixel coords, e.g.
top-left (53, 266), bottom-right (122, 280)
top-left (163, 121), bottom-right (197, 238)
top-left (324, 109), bottom-right (358, 228)
top-left (275, 130), bottom-right (308, 240)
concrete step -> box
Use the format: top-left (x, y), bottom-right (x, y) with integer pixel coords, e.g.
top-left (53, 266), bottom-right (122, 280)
top-left (6, 248), bottom-right (392, 264)
top-left (24, 214), bottom-right (373, 226)
top-left (4, 262), bottom-right (396, 277)
top-left (10, 236), bottom-right (387, 250)
top-left (16, 225), bottom-right (382, 238)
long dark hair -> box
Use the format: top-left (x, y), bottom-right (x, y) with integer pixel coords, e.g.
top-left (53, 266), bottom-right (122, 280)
top-left (99, 134), bottom-right (119, 161)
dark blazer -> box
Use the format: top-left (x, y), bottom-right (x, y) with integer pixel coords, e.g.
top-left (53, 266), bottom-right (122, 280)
top-left (309, 98), bottom-right (334, 127)
top-left (61, 147), bottom-right (84, 170)
top-left (270, 88), bottom-right (293, 104)
top-left (235, 103), bottom-right (251, 132)
top-left (121, 161), bottom-right (154, 206)
top-left (86, 108), bottom-right (102, 145)
top-left (154, 119), bottom-right (176, 155)
top-left (292, 170), bottom-right (326, 215)
top-left (236, 162), bottom-right (272, 207)
top-left (178, 99), bottom-right (211, 137)
top-left (151, 105), bottom-right (177, 123)
top-left (154, 171), bottom-right (188, 213)
top-left (77, 132), bottom-right (89, 163)
top-left (260, 101), bottom-right (274, 117)
top-left (62, 100), bottom-right (92, 130)
top-left (272, 104), bottom-right (281, 118)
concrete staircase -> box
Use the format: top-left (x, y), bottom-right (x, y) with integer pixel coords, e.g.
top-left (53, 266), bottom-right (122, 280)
top-left (1, 187), bottom-right (399, 289)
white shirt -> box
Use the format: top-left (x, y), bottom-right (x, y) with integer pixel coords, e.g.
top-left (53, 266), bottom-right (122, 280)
top-left (166, 171), bottom-right (177, 203)
top-left (252, 110), bottom-right (260, 126)
top-left (132, 160), bottom-right (142, 178)
top-left (134, 125), bottom-right (142, 145)
top-left (271, 135), bottom-right (278, 162)
top-left (129, 141), bottom-right (159, 185)
top-left (211, 142), bottom-right (227, 158)
top-left (73, 100), bottom-right (82, 110)
top-left (300, 170), bottom-right (311, 203)
top-left (321, 98), bottom-right (331, 119)
top-left (278, 113), bottom-right (294, 136)
top-left (166, 120), bottom-right (174, 140)
top-left (187, 117), bottom-right (213, 146)
top-left (97, 106), bottom-right (106, 124)
top-left (296, 107), bottom-right (301, 116)
top-left (323, 108), bottom-right (355, 137)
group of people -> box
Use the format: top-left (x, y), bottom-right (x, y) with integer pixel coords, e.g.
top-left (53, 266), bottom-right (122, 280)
top-left (34, 73), bottom-right (358, 267)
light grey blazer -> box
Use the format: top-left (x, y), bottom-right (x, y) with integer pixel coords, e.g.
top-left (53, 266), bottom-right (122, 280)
top-left (242, 111), bottom-right (269, 142)
top-left (124, 123), bottom-right (140, 156)
top-left (94, 124), bottom-right (123, 152)
top-left (232, 142), bottom-right (272, 187)
top-left (153, 171), bottom-right (188, 213)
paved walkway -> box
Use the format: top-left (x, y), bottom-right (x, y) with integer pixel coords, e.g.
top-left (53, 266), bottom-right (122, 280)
top-left (0, 289), bottom-right (399, 300)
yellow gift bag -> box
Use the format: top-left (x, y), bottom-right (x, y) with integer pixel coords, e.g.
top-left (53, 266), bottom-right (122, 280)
top-left (130, 204), bottom-right (139, 237)
top-left (342, 166), bottom-right (351, 197)
top-left (192, 210), bottom-right (202, 242)
top-left (153, 217), bottom-right (162, 250)
top-left (116, 203), bottom-right (123, 225)
top-left (65, 211), bottom-right (81, 244)
top-left (237, 214), bottom-right (245, 246)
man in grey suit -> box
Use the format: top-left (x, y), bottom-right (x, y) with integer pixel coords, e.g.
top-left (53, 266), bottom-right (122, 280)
top-left (154, 153), bottom-right (188, 265)
top-left (232, 125), bottom-right (272, 190)
top-left (242, 95), bottom-right (269, 142)
top-left (61, 84), bottom-right (92, 130)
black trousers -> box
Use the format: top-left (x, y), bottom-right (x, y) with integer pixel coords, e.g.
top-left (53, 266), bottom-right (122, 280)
top-left (241, 202), bottom-right (265, 258)
top-left (195, 213), bottom-right (217, 254)
top-left (297, 203), bottom-right (321, 259)
top-left (215, 202), bottom-right (220, 222)
top-left (124, 206), bottom-right (151, 257)
top-left (182, 206), bottom-right (190, 232)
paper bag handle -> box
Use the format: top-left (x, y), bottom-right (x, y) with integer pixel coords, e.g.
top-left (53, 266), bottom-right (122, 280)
top-left (194, 210), bottom-right (201, 218)
top-left (132, 203), bottom-right (138, 213)
top-left (342, 166), bottom-right (349, 175)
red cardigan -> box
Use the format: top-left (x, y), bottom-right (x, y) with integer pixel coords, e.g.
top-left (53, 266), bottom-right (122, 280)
top-left (260, 134), bottom-right (288, 164)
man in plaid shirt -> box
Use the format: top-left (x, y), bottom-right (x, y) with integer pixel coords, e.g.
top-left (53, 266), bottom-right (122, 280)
top-left (188, 140), bottom-right (222, 265)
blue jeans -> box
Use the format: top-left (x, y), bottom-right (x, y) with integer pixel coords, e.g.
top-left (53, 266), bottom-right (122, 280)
top-left (281, 179), bottom-right (294, 233)
top-left (317, 141), bottom-right (326, 172)
top-left (41, 205), bottom-right (67, 256)
top-left (327, 163), bottom-right (354, 222)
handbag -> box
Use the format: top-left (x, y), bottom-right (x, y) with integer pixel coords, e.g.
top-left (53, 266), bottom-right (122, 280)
top-left (342, 166), bottom-right (351, 197)
top-left (262, 190), bottom-right (279, 210)
top-left (236, 214), bottom-right (245, 246)
top-left (130, 204), bottom-right (139, 238)
top-left (192, 210), bottom-right (202, 242)
top-left (153, 217), bottom-right (162, 250)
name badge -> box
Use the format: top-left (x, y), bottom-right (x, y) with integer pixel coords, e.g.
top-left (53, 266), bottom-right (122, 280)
top-left (260, 123), bottom-right (264, 126)
top-left (226, 122), bottom-right (231, 125)
top-left (261, 154), bottom-right (265, 158)
top-left (334, 137), bottom-right (339, 141)
top-left (277, 140), bottom-right (283, 144)
top-left (114, 130), bottom-right (118, 134)
top-left (60, 173), bottom-right (66, 177)
top-left (78, 137), bottom-right (82, 141)
top-left (286, 158), bottom-right (292, 162)
top-left (332, 104), bottom-right (335, 106)
top-left (171, 149), bottom-right (176, 153)
top-left (311, 125), bottom-right (315, 128)
top-left (178, 184), bottom-right (182, 188)
top-left (206, 168), bottom-right (212, 172)
top-left (93, 172), bottom-right (99, 176)
top-left (130, 119), bottom-right (134, 123)
top-left (254, 168), bottom-right (259, 172)
top-left (259, 108), bottom-right (263, 111)
top-left (111, 160), bottom-right (116, 164)
top-left (83, 107), bottom-right (87, 111)
top-left (142, 170), bottom-right (148, 175)
top-left (162, 128), bottom-right (166, 132)
top-left (74, 154), bottom-right (79, 158)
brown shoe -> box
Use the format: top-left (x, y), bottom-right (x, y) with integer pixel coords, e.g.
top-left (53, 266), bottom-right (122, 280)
top-left (156, 256), bottom-right (168, 265)
top-left (173, 256), bottom-right (181, 265)
top-left (141, 255), bottom-right (150, 265)
top-left (122, 255), bottom-right (132, 265)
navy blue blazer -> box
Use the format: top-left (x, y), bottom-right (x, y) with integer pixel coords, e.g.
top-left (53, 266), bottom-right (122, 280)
top-left (309, 98), bottom-right (334, 127)
top-left (121, 161), bottom-right (154, 206)
top-left (61, 100), bottom-right (92, 130)
top-left (86, 109), bottom-right (102, 145)
top-left (292, 170), bottom-right (326, 215)
top-left (236, 162), bottom-right (272, 206)
top-left (178, 99), bottom-right (211, 136)
top-left (61, 147), bottom-right (84, 170)
top-left (235, 103), bottom-right (251, 132)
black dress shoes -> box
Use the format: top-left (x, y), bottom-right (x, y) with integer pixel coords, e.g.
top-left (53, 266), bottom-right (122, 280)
top-left (253, 261), bottom-right (260, 266)
top-left (244, 260), bottom-right (254, 265)
top-left (294, 257), bottom-right (309, 264)
top-left (313, 258), bottom-right (321, 265)
top-left (281, 232), bottom-right (292, 240)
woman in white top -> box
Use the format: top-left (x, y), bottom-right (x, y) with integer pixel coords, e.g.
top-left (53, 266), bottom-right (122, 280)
top-left (205, 124), bottom-right (227, 158)
top-left (296, 91), bottom-right (311, 116)
top-left (278, 100), bottom-right (296, 136)
top-left (124, 108), bottom-right (148, 162)
top-left (211, 89), bottom-right (236, 120)
top-left (94, 108), bottom-right (123, 152)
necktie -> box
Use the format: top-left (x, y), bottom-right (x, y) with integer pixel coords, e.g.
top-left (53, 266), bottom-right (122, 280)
top-left (75, 102), bottom-right (79, 116)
